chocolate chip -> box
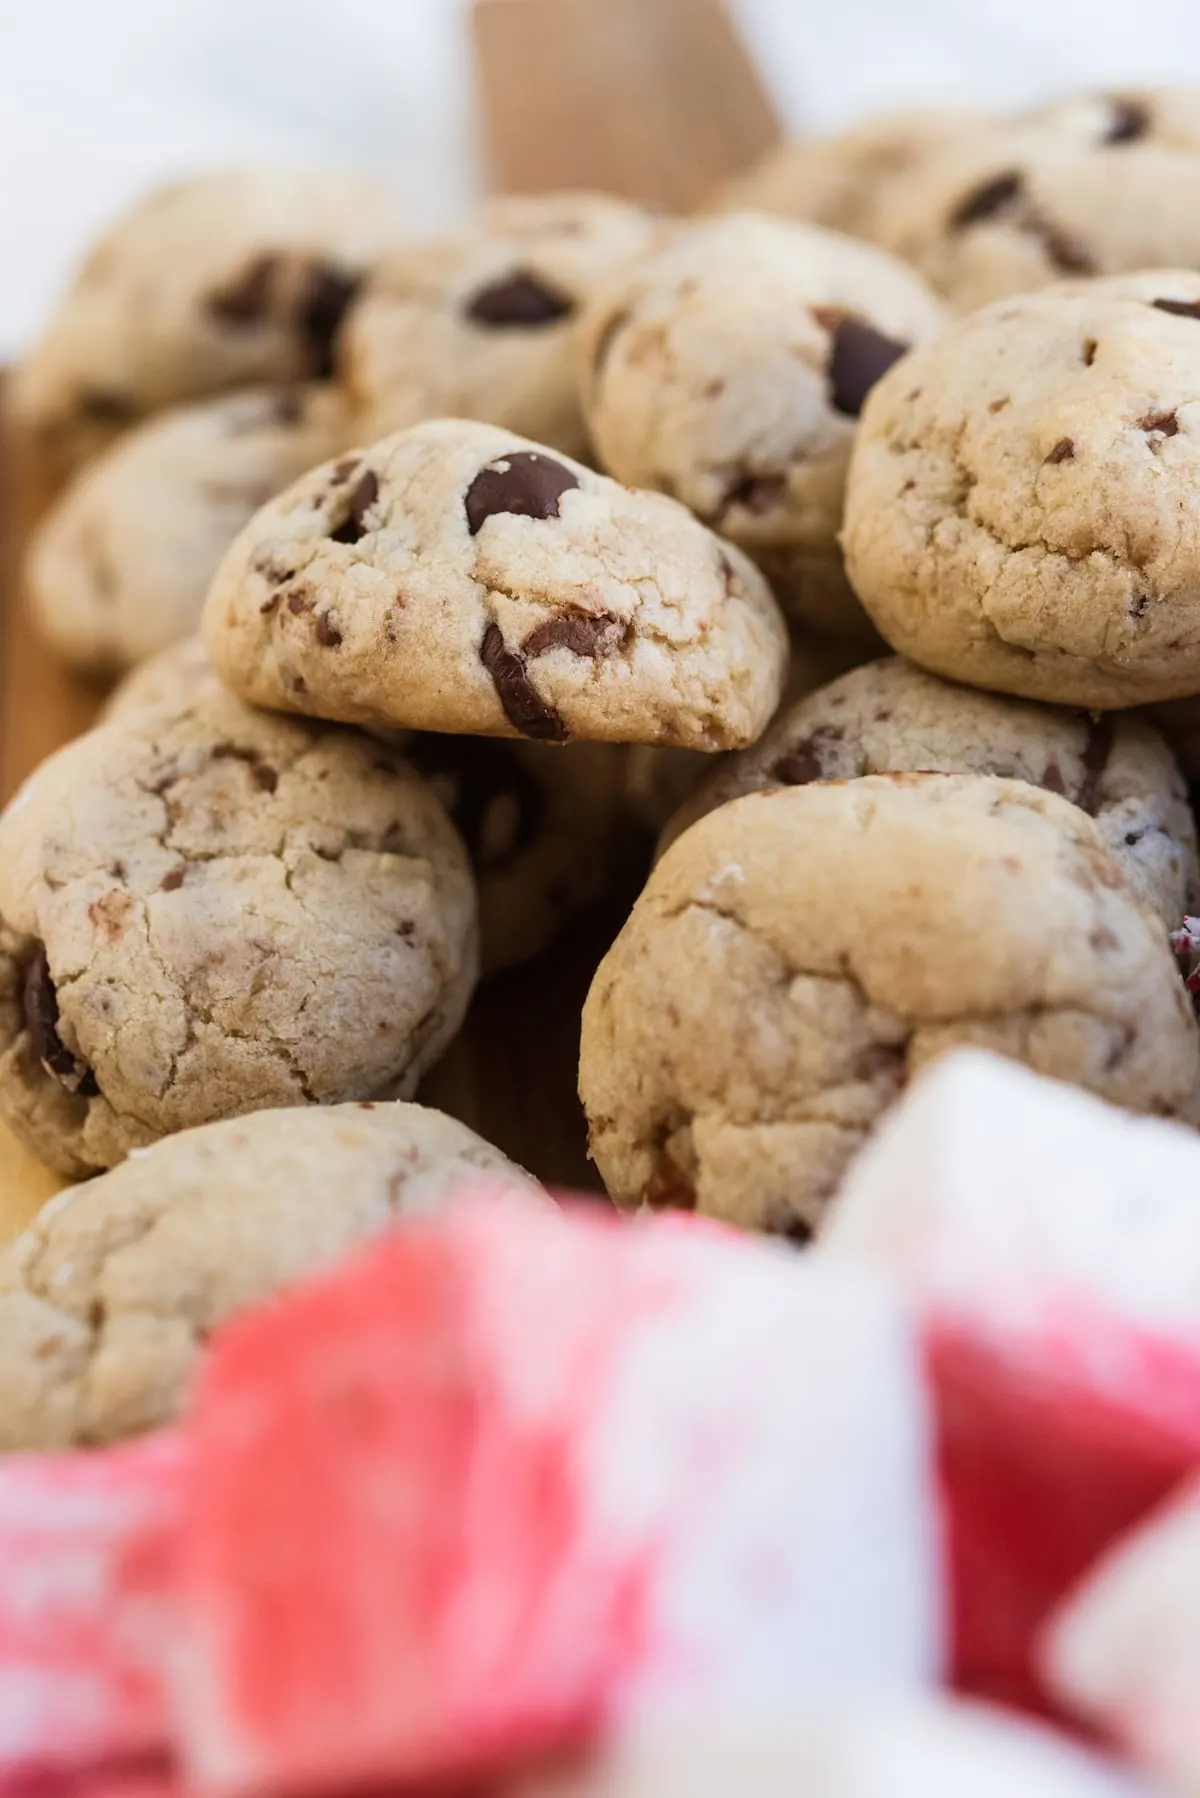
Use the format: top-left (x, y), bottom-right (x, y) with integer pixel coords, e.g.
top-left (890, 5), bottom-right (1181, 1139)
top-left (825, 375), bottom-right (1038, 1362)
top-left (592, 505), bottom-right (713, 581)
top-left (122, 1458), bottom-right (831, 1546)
top-left (211, 744), bottom-right (279, 794)
top-left (1076, 713), bottom-right (1115, 816)
top-left (780, 1217), bottom-right (813, 1246)
top-left (315, 613), bottom-right (343, 648)
top-left (407, 736), bottom-right (544, 871)
top-left (260, 595), bottom-right (280, 616)
top-left (950, 169), bottom-right (1024, 229)
top-left (522, 611), bottom-right (629, 659)
top-left (286, 591), bottom-right (310, 615)
top-left (329, 469), bottom-right (379, 544)
top-left (301, 264), bottom-right (362, 378)
top-left (23, 947), bottom-right (97, 1098)
top-left (646, 1144), bottom-right (696, 1211)
top-left (206, 254), bottom-right (278, 325)
top-left (479, 623), bottom-right (567, 742)
top-left (464, 452), bottom-right (579, 536)
top-left (464, 269), bottom-right (574, 327)
top-left (1083, 338), bottom-right (1099, 366)
top-left (823, 314), bottom-right (910, 417)
top-left (160, 867), bottom-right (186, 892)
top-left (1046, 437), bottom-right (1076, 463)
top-left (724, 471), bottom-right (787, 515)
top-left (1153, 297), bottom-right (1200, 320)
top-left (770, 724), bottom-right (844, 787)
top-left (1104, 97), bottom-right (1150, 144)
top-left (1140, 409), bottom-right (1179, 436)
top-left (1027, 215), bottom-right (1093, 275)
top-left (77, 388), bottom-right (137, 425)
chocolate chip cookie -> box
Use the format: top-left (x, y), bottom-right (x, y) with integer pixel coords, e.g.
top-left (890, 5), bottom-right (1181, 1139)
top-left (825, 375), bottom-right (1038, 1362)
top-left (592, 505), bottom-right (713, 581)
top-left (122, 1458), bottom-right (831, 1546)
top-left (0, 688), bottom-right (477, 1178)
top-left (203, 418), bottom-right (788, 749)
top-left (11, 168), bottom-right (400, 479)
top-left (1024, 86), bottom-right (1200, 154)
top-left (580, 214), bottom-right (945, 641)
top-left (0, 1100), bottom-right (542, 1448)
top-left (843, 274), bottom-right (1200, 709)
top-left (877, 125), bottom-right (1200, 312)
top-left (28, 385), bottom-right (349, 675)
top-left (662, 658), bottom-right (1199, 927)
top-left (709, 106), bottom-right (982, 240)
top-left (580, 773), bottom-right (1200, 1238)
top-left (342, 192), bottom-right (664, 459)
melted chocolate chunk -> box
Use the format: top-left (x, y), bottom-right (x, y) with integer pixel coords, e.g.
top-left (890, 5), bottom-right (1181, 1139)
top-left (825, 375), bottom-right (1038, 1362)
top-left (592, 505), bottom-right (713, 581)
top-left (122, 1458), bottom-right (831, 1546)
top-left (315, 613), bottom-right (344, 648)
top-left (23, 947), bottom-right (98, 1097)
top-left (951, 169), bottom-right (1024, 229)
top-left (464, 269), bottom-right (574, 327)
top-left (329, 469), bottom-right (379, 544)
top-left (522, 611), bottom-right (629, 659)
top-left (479, 623), bottom-right (567, 742)
top-left (407, 736), bottom-right (545, 871)
top-left (1105, 97), bottom-right (1150, 144)
top-left (464, 451), bottom-right (579, 535)
top-left (824, 314), bottom-right (910, 416)
top-left (211, 743), bottom-right (279, 794)
top-left (300, 264), bottom-right (362, 378)
top-left (207, 254), bottom-right (278, 325)
top-left (1153, 297), bottom-right (1200, 320)
top-left (1076, 714), bottom-right (1115, 817)
top-left (1026, 214), bottom-right (1094, 275)
top-left (1141, 409), bottom-right (1180, 436)
top-left (1046, 438), bottom-right (1076, 463)
top-left (160, 867), bottom-right (186, 892)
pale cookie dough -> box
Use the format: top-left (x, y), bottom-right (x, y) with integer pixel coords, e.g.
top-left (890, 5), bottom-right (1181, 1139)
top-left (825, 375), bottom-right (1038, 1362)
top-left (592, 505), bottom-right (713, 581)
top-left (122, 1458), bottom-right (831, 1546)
top-left (342, 192), bottom-right (664, 460)
top-left (877, 125), bottom-right (1200, 312)
top-left (0, 689), bottom-right (477, 1179)
top-left (11, 167), bottom-right (401, 478)
top-left (662, 657), bottom-right (1199, 927)
top-left (203, 418), bottom-right (788, 749)
top-left (0, 1100), bottom-right (542, 1448)
top-left (579, 774), bottom-right (1200, 1238)
top-left (843, 274), bottom-right (1200, 710)
top-left (580, 215), bottom-right (945, 641)
top-left (28, 385), bottom-right (349, 676)
top-left (708, 107), bottom-right (982, 240)
top-left (624, 630), bottom-right (863, 832)
top-left (103, 638), bottom-right (626, 972)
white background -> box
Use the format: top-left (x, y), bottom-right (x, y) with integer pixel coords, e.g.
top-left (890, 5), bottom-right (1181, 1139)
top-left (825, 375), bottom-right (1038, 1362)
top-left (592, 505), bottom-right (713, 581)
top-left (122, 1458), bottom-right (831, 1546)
top-left (4, 0), bottom-right (1200, 356)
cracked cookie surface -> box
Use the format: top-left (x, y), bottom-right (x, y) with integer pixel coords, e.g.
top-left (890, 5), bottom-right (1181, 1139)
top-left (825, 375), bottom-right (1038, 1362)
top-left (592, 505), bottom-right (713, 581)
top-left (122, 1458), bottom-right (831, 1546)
top-left (104, 638), bottom-right (627, 974)
top-left (661, 657), bottom-right (1198, 927)
top-left (203, 417), bottom-right (789, 749)
top-left (877, 126), bottom-right (1200, 312)
top-left (343, 192), bottom-right (663, 459)
top-left (580, 214), bottom-right (945, 642)
top-left (0, 688), bottom-right (478, 1178)
top-left (11, 168), bottom-right (400, 478)
top-left (843, 274), bottom-right (1200, 709)
top-left (29, 385), bottom-right (349, 676)
top-left (579, 773), bottom-right (1200, 1238)
top-left (0, 1100), bottom-right (542, 1449)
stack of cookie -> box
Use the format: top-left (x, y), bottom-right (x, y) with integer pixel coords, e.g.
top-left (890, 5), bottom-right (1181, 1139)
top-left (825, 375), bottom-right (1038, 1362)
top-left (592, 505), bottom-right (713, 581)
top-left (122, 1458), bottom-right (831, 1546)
top-left (9, 83), bottom-right (1200, 1448)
